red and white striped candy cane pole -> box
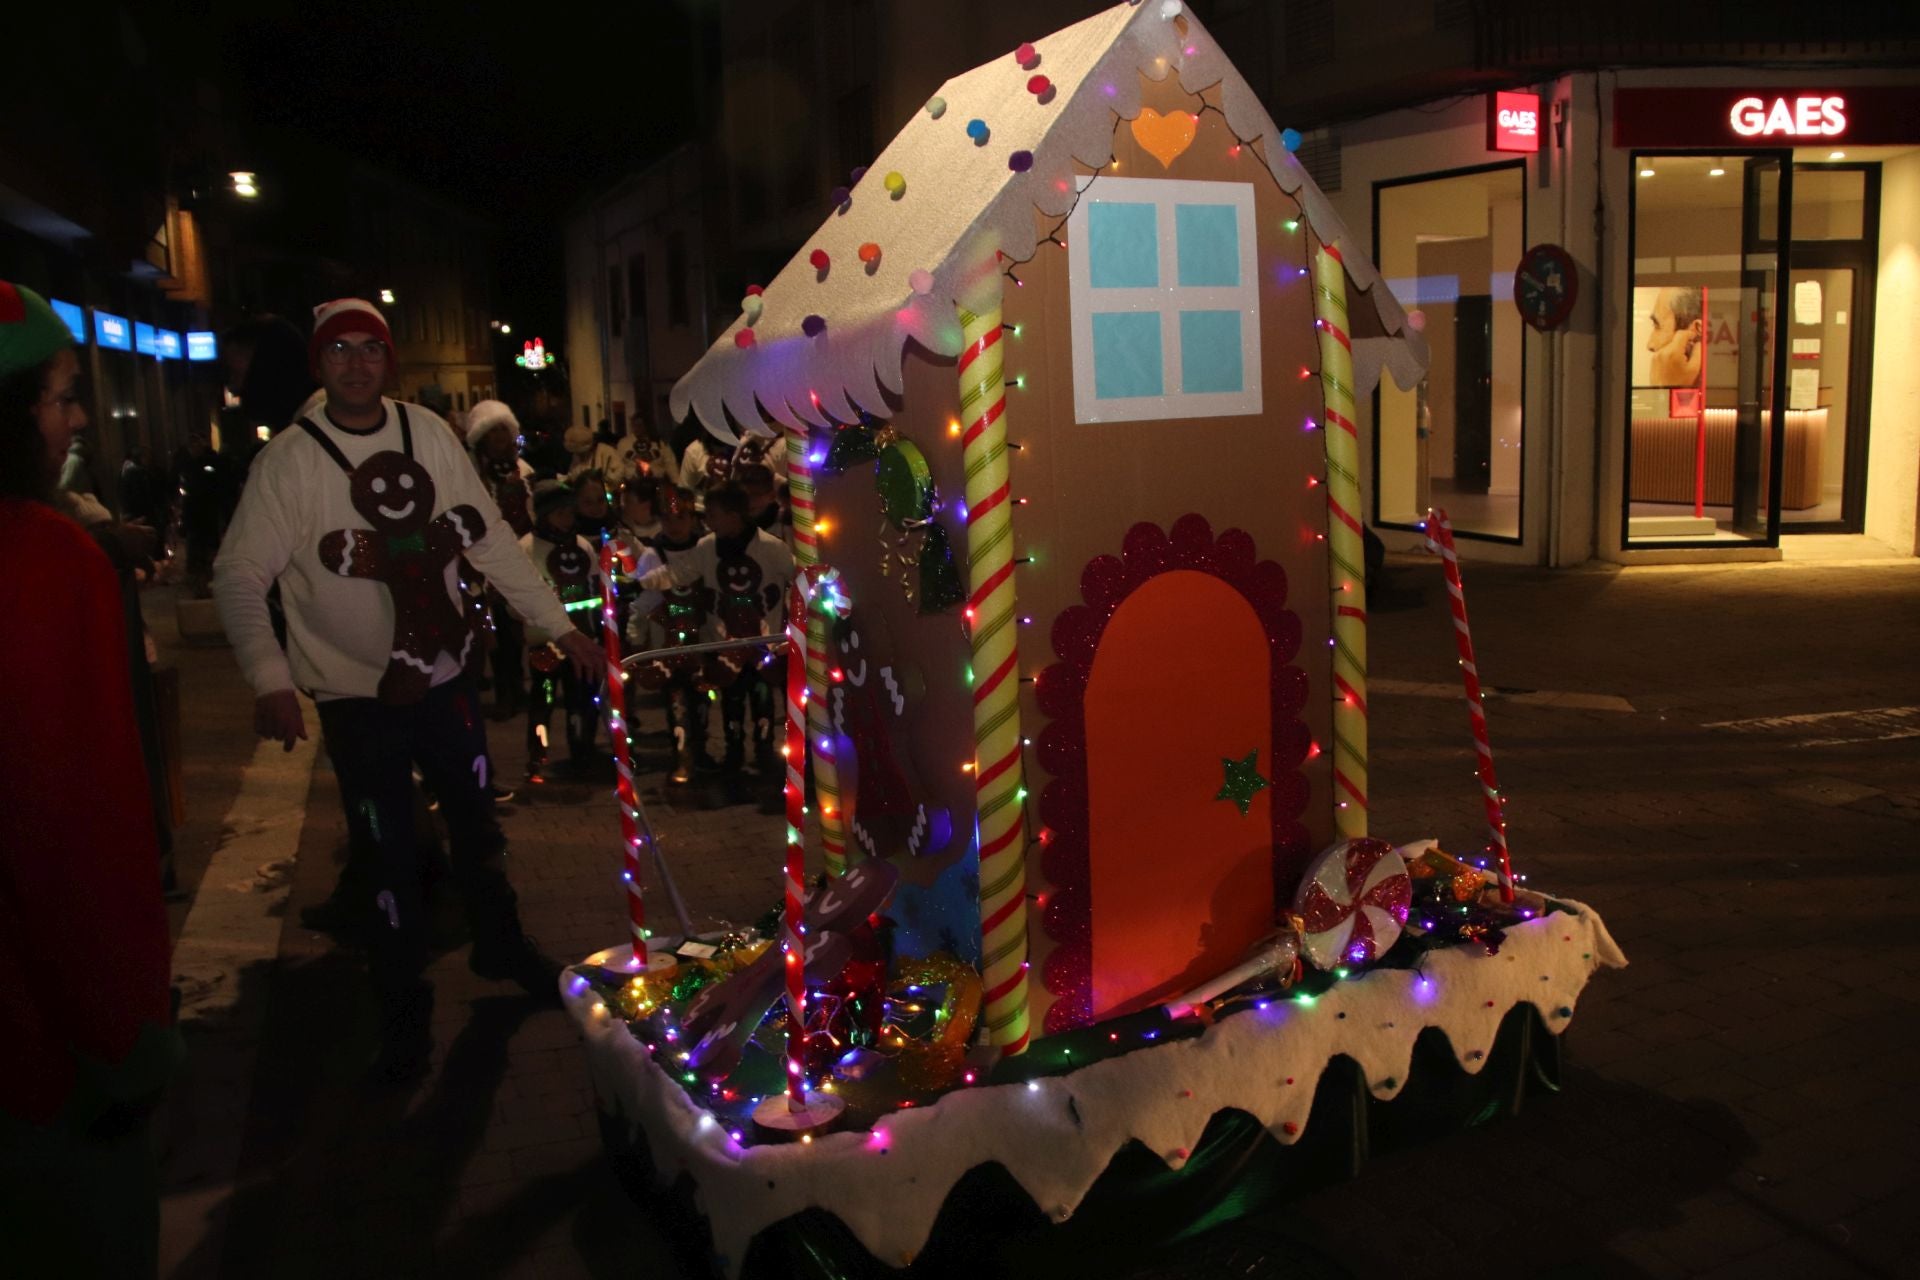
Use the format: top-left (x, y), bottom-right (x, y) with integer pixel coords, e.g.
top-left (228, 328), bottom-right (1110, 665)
top-left (782, 574), bottom-right (811, 1109)
top-left (1424, 509), bottom-right (1514, 902)
top-left (598, 539), bottom-right (649, 965)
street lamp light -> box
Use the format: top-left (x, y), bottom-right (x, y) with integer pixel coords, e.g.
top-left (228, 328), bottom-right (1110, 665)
top-left (379, 288), bottom-right (396, 304)
top-left (230, 171), bottom-right (259, 199)
top-left (499, 322), bottom-right (512, 335)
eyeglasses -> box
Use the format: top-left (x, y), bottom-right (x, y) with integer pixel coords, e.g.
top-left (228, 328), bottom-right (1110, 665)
top-left (320, 339), bottom-right (388, 366)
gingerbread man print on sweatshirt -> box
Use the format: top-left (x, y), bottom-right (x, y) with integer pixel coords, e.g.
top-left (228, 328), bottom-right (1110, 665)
top-left (319, 451), bottom-right (486, 705)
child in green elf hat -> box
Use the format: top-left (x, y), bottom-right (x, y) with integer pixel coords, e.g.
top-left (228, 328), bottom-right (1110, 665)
top-left (0, 280), bottom-right (180, 1277)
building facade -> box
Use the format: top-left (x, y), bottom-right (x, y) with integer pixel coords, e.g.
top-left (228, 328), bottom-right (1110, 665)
top-left (566, 0), bottom-right (1920, 563)
top-left (1204, 0), bottom-right (1920, 563)
top-left (344, 165), bottom-right (502, 418)
top-left (1328, 69), bottom-right (1920, 567)
top-left (564, 146), bottom-right (722, 440)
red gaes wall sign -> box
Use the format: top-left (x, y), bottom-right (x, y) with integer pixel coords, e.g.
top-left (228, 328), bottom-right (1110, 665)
top-left (1488, 91), bottom-right (1541, 153)
top-left (1613, 87), bottom-right (1920, 148)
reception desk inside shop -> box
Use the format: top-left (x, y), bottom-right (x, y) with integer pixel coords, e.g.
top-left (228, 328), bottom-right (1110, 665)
top-left (1629, 408), bottom-right (1826, 510)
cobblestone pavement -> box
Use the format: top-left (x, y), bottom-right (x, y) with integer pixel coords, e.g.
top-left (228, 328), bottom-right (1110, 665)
top-left (155, 556), bottom-right (1920, 1278)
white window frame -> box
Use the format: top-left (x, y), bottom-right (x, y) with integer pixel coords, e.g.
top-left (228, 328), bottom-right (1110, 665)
top-left (1066, 176), bottom-right (1263, 424)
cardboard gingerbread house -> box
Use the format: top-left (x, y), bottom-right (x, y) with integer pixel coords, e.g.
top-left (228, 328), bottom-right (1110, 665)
top-left (559, 5), bottom-right (1621, 1272)
top-left (669, 0), bottom-right (1427, 1045)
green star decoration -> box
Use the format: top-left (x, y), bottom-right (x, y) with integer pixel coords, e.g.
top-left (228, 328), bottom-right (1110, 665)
top-left (1215, 750), bottom-right (1269, 816)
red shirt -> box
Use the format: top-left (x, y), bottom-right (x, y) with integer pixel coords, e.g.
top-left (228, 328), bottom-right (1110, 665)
top-left (0, 499), bottom-right (172, 1125)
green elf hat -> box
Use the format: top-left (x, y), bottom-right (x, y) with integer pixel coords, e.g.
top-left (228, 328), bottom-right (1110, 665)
top-left (0, 281), bottom-right (74, 381)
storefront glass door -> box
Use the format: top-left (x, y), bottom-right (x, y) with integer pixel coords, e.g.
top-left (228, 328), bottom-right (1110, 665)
top-left (1625, 152), bottom-right (1789, 546)
top-left (1781, 163), bottom-right (1879, 532)
top-left (1781, 263), bottom-right (1857, 527)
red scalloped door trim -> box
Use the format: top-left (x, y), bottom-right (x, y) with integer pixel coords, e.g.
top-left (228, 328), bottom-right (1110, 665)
top-left (1035, 515), bottom-right (1311, 1035)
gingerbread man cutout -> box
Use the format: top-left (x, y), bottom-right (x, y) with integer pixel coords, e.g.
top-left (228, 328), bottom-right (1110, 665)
top-left (318, 451), bottom-right (487, 705)
top-left (830, 611), bottom-right (952, 859)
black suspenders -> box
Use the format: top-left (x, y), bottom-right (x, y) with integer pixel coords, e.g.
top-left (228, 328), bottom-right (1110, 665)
top-left (296, 402), bottom-right (413, 475)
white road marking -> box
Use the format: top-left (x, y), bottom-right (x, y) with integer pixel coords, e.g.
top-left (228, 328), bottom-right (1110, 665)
top-left (1704, 705), bottom-right (1920, 736)
top-left (1372, 677), bottom-right (1635, 714)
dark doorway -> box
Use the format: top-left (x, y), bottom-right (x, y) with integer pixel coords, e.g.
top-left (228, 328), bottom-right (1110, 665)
top-left (1453, 294), bottom-right (1493, 494)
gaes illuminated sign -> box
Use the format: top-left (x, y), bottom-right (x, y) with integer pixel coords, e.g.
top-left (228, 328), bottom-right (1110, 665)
top-left (1488, 91), bottom-right (1541, 153)
top-left (1728, 95), bottom-right (1847, 138)
top-left (94, 311), bottom-right (132, 351)
top-left (134, 322), bottom-right (158, 356)
top-left (186, 331), bottom-right (218, 362)
top-left (153, 329), bottom-right (183, 360)
top-left (1611, 87), bottom-right (1918, 147)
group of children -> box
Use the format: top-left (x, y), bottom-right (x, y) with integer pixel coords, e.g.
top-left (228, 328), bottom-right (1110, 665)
top-left (466, 399), bottom-right (794, 791)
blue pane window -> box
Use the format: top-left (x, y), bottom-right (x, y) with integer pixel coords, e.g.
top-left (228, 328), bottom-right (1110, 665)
top-left (1175, 204), bottom-right (1240, 287)
top-left (1180, 311), bottom-right (1243, 393)
top-left (1087, 203), bottom-right (1159, 288)
top-left (1091, 312), bottom-right (1164, 398)
top-left (1069, 178), bottom-right (1260, 423)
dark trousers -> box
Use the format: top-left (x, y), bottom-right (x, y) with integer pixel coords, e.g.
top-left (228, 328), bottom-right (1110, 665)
top-left (491, 609), bottom-right (525, 716)
top-left (182, 514), bottom-right (219, 594)
top-left (660, 674), bottom-right (710, 779)
top-left (719, 660), bottom-right (778, 769)
top-left (526, 663), bottom-right (599, 763)
top-left (316, 679), bottom-right (521, 997)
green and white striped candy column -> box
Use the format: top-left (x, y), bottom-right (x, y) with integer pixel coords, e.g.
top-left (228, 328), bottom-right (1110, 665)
top-left (786, 426), bottom-right (852, 877)
top-left (957, 299), bottom-right (1031, 1056)
top-left (1311, 244), bottom-right (1370, 840)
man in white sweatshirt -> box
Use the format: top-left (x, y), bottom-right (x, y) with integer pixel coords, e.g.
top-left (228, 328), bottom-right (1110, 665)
top-left (213, 298), bottom-right (599, 1082)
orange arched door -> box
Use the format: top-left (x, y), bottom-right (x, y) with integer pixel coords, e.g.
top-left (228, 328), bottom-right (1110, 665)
top-left (1084, 570), bottom-right (1275, 1018)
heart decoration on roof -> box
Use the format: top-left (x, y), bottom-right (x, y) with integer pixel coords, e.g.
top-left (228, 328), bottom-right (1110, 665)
top-left (1131, 107), bottom-right (1197, 168)
top-left (668, 0), bottom-right (1429, 441)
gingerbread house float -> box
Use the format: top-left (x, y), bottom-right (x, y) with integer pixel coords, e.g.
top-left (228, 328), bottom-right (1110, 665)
top-left (564, 3), bottom-right (1622, 1274)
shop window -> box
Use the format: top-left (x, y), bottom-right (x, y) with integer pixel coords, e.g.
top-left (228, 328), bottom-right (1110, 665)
top-left (1624, 154), bottom-right (1786, 546)
top-left (1791, 167), bottom-right (1865, 241)
top-left (1067, 177), bottom-right (1261, 423)
top-left (1374, 163), bottom-right (1526, 541)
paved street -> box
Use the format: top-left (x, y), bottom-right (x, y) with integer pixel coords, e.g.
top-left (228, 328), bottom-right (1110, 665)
top-left (152, 553), bottom-right (1920, 1279)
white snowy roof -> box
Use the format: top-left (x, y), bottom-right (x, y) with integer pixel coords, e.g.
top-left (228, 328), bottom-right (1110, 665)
top-left (671, 0), bottom-right (1428, 440)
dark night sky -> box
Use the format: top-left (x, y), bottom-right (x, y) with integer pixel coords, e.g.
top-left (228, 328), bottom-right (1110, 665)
top-left (204, 0), bottom-right (714, 335)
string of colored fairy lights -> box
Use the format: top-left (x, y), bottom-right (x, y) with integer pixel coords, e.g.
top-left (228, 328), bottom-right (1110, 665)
top-left (787, 425), bottom-right (853, 877)
top-left (958, 297), bottom-right (1032, 1057)
top-left (783, 575), bottom-right (810, 1108)
top-left (1310, 243), bottom-right (1370, 841)
top-left (597, 537), bottom-right (648, 966)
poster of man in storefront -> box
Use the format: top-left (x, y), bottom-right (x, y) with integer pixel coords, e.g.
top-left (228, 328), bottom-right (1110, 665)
top-left (1634, 284), bottom-right (1754, 399)
top-left (1635, 285), bottom-right (1705, 387)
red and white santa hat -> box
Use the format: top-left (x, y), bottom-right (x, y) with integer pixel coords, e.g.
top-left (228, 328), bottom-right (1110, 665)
top-left (308, 297), bottom-right (394, 373)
